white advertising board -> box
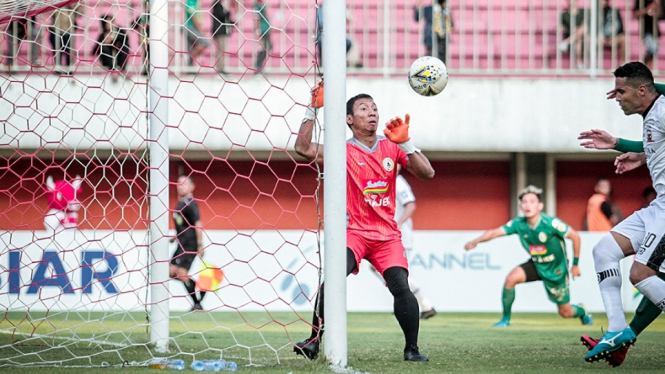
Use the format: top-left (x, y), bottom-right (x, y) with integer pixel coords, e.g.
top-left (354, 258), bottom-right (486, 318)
top-left (0, 230), bottom-right (639, 313)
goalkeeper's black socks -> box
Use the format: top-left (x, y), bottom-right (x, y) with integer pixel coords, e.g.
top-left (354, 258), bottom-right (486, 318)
top-left (384, 266), bottom-right (420, 348)
top-left (308, 284), bottom-right (324, 341)
top-left (306, 248), bottom-right (358, 341)
top-left (393, 291), bottom-right (420, 347)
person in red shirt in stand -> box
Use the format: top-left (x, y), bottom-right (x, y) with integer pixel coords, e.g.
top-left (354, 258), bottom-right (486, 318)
top-left (293, 82), bottom-right (435, 362)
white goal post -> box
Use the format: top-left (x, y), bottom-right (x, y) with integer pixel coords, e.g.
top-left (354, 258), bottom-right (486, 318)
top-left (321, 0), bottom-right (347, 367)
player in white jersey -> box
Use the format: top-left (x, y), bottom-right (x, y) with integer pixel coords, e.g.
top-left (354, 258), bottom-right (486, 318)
top-left (395, 169), bottom-right (436, 319)
top-left (368, 167), bottom-right (437, 318)
top-left (580, 62), bottom-right (665, 364)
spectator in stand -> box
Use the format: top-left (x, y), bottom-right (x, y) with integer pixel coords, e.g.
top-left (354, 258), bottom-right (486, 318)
top-left (254, 0), bottom-right (272, 72)
top-left (343, 9), bottom-right (362, 68)
top-left (599, 0), bottom-right (625, 61)
top-left (413, 0), bottom-right (453, 64)
top-left (211, 0), bottom-right (234, 74)
top-left (183, 0), bottom-right (211, 66)
top-left (132, 0), bottom-right (150, 75)
top-left (633, 0), bottom-right (661, 69)
top-left (559, 0), bottom-right (588, 69)
top-left (93, 15), bottom-right (130, 82)
top-left (585, 177), bottom-right (622, 231)
top-left (315, 1), bottom-right (357, 68)
top-left (3, 16), bottom-right (41, 67)
top-left (49, 2), bottom-right (79, 72)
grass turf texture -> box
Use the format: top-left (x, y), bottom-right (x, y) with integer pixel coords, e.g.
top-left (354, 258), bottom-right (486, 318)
top-left (1, 312), bottom-right (664, 373)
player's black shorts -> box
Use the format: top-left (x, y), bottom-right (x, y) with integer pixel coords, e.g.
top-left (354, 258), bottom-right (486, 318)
top-left (519, 260), bottom-right (542, 283)
top-left (170, 245), bottom-right (197, 271)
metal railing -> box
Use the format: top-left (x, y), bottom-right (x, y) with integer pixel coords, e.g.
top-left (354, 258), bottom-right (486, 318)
top-left (0, 0), bottom-right (662, 77)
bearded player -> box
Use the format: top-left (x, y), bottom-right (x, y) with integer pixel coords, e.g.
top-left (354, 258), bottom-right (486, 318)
top-left (293, 84), bottom-right (435, 361)
top-left (575, 62), bottom-right (665, 364)
top-left (576, 66), bottom-right (665, 366)
top-left (579, 126), bottom-right (665, 367)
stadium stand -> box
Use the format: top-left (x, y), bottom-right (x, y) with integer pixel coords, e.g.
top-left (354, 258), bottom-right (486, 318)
top-left (2, 0), bottom-right (665, 74)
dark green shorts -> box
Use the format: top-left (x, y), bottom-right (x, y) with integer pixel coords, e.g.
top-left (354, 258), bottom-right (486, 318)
top-left (520, 260), bottom-right (570, 305)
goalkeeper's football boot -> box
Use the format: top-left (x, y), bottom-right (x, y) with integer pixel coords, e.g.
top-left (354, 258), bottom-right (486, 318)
top-left (577, 304), bottom-right (594, 325)
top-left (581, 335), bottom-right (629, 367)
top-left (294, 337), bottom-right (320, 360)
top-left (403, 345), bottom-right (429, 362)
top-left (492, 318), bottom-right (510, 327)
top-left (584, 327), bottom-right (636, 363)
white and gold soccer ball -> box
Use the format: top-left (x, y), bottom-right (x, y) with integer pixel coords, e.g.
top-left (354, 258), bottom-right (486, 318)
top-left (408, 56), bottom-right (448, 97)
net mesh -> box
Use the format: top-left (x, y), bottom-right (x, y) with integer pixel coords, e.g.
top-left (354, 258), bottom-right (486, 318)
top-left (0, 0), bottom-right (322, 368)
top-left (0, 1), bottom-right (78, 25)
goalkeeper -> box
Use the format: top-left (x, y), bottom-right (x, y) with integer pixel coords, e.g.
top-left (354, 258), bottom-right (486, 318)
top-left (293, 83), bottom-right (435, 362)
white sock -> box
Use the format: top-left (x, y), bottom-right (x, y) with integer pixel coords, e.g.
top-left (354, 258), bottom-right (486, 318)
top-left (593, 234), bottom-right (628, 331)
top-left (635, 275), bottom-right (665, 311)
top-left (408, 276), bottom-right (433, 311)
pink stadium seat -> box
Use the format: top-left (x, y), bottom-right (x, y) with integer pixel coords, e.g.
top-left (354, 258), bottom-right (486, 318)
top-left (8, 0), bottom-right (665, 74)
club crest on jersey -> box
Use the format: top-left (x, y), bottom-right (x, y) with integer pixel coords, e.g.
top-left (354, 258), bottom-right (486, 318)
top-left (363, 179), bottom-right (389, 195)
top-left (382, 157), bottom-right (395, 172)
top-left (538, 232), bottom-right (547, 242)
top-left (529, 245), bottom-right (547, 255)
top-left (647, 129), bottom-right (654, 143)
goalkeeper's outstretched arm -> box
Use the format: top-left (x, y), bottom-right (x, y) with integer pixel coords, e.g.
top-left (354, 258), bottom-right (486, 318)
top-left (294, 117), bottom-right (324, 163)
top-left (384, 115), bottom-right (435, 180)
top-left (294, 82), bottom-right (325, 162)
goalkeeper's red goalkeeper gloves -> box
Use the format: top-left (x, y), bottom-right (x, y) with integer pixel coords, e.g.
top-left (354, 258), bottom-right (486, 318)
top-left (303, 80), bottom-right (324, 122)
top-left (384, 114), bottom-right (420, 154)
top-left (311, 80), bottom-right (324, 108)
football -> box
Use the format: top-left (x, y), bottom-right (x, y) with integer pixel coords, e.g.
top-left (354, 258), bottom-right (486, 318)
top-left (408, 56), bottom-right (449, 96)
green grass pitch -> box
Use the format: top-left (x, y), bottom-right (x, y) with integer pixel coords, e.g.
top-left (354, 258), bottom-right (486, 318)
top-left (1, 311), bottom-right (664, 373)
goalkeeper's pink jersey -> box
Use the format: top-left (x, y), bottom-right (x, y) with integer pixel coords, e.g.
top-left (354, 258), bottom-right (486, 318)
top-left (346, 136), bottom-right (409, 241)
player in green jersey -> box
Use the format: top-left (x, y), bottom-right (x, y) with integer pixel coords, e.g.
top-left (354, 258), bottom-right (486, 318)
top-left (465, 185), bottom-right (593, 327)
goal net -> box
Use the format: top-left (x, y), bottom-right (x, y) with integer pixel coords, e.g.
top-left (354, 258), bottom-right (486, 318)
top-left (0, 0), bottom-right (322, 368)
top-left (0, 1), bottom-right (79, 25)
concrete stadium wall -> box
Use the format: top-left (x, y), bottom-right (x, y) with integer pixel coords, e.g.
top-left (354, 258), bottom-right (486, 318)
top-left (0, 75), bottom-right (645, 153)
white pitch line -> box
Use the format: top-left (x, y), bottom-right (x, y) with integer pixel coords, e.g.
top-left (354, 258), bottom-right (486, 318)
top-left (329, 364), bottom-right (374, 374)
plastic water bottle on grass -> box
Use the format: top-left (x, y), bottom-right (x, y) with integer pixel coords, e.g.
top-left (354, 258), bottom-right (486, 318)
top-left (166, 359), bottom-right (185, 370)
top-left (223, 361), bottom-right (238, 371)
top-left (191, 359), bottom-right (226, 371)
top-left (149, 358), bottom-right (167, 369)
top-left (191, 360), bottom-right (205, 371)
